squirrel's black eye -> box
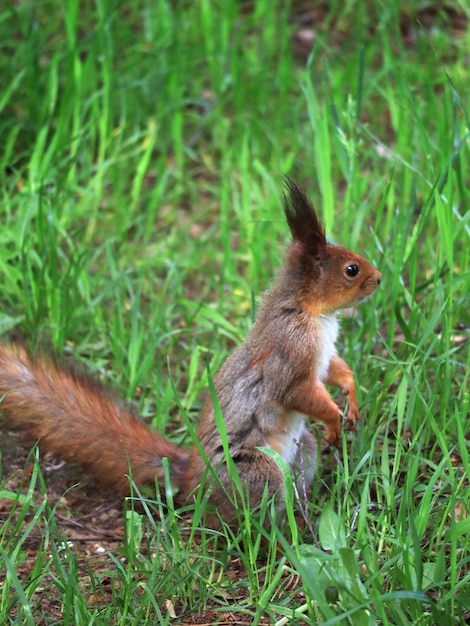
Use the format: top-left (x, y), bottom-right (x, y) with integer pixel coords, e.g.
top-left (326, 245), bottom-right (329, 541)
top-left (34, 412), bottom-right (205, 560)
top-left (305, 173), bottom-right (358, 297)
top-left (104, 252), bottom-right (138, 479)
top-left (345, 264), bottom-right (359, 277)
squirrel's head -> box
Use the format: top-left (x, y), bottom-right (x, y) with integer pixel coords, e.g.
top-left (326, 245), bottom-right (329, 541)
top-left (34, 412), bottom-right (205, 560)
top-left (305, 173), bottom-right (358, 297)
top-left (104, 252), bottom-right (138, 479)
top-left (283, 179), bottom-right (382, 313)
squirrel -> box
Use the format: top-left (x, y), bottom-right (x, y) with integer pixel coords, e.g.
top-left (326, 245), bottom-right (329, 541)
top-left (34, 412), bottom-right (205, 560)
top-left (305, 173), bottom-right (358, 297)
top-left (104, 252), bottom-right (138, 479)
top-left (0, 180), bottom-right (381, 524)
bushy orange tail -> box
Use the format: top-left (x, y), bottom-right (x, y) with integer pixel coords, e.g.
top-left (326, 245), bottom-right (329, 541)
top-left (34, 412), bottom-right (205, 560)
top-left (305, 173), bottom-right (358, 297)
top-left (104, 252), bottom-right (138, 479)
top-left (0, 344), bottom-right (190, 494)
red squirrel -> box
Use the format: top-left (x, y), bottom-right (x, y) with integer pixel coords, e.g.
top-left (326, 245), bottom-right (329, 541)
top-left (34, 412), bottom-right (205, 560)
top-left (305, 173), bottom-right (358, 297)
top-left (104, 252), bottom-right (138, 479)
top-left (0, 181), bottom-right (381, 523)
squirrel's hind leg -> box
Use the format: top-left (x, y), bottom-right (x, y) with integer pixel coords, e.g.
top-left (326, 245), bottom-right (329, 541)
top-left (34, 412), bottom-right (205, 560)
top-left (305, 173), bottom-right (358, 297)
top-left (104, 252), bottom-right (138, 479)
top-left (200, 450), bottom-right (284, 527)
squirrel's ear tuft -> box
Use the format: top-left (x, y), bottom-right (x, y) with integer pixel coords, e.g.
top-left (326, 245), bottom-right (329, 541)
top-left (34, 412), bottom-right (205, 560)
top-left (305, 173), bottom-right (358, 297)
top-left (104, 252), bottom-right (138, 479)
top-left (283, 178), bottom-right (326, 256)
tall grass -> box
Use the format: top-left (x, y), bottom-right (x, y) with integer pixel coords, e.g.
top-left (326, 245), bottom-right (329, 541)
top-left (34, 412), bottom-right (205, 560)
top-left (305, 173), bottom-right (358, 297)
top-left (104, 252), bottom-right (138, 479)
top-left (0, 0), bottom-right (468, 623)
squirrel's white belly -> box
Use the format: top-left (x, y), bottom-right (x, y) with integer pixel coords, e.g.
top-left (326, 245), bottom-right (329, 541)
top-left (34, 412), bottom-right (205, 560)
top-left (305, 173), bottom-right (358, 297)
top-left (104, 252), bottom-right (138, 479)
top-left (267, 411), bottom-right (306, 467)
top-left (316, 312), bottom-right (339, 381)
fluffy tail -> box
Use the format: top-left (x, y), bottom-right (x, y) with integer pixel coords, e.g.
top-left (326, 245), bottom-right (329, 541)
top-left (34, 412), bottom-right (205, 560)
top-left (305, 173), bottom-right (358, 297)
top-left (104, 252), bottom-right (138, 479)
top-left (0, 344), bottom-right (190, 494)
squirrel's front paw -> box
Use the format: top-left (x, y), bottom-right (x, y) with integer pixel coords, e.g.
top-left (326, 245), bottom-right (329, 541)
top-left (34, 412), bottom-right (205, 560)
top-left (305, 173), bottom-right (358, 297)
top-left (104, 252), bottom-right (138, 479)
top-left (344, 406), bottom-right (360, 432)
top-left (323, 419), bottom-right (342, 448)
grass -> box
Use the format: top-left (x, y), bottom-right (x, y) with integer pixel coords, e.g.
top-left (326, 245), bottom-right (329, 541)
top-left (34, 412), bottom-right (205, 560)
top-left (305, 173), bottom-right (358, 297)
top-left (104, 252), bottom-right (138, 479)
top-left (0, 0), bottom-right (469, 623)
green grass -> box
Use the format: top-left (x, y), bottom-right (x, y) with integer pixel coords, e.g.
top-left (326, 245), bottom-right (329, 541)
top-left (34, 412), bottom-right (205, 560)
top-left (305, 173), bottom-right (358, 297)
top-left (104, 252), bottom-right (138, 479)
top-left (0, 0), bottom-right (469, 623)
